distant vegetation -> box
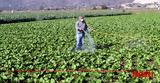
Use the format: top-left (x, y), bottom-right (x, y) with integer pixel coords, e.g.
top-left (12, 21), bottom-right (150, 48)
top-left (0, 10), bottom-right (131, 24)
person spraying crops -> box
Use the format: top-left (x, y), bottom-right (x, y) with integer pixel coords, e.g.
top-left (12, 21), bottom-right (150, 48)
top-left (75, 16), bottom-right (88, 50)
top-left (75, 16), bottom-right (95, 52)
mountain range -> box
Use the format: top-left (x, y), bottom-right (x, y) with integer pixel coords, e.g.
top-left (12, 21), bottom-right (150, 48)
top-left (0, 0), bottom-right (159, 10)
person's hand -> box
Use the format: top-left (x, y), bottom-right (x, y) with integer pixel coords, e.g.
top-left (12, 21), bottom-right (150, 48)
top-left (78, 28), bottom-right (83, 32)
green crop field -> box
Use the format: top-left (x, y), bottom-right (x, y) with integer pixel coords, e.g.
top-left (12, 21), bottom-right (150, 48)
top-left (0, 11), bottom-right (160, 82)
top-left (0, 10), bottom-right (130, 24)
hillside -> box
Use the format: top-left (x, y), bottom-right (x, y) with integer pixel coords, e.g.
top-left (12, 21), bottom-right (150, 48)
top-left (121, 0), bottom-right (160, 9)
top-left (0, 0), bottom-right (160, 10)
top-left (133, 0), bottom-right (160, 4)
top-left (0, 0), bottom-right (133, 10)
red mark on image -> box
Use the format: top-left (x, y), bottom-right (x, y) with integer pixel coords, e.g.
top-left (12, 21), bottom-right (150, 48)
top-left (132, 70), bottom-right (153, 78)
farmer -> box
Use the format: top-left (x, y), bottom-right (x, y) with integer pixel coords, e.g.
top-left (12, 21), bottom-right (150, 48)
top-left (75, 16), bottom-right (89, 50)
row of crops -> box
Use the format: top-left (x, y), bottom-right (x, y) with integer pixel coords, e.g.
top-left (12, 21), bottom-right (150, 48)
top-left (0, 11), bottom-right (160, 82)
top-left (0, 9), bottom-right (131, 24)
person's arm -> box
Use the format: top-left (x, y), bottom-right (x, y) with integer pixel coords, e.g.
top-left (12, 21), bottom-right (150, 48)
top-left (75, 21), bottom-right (79, 30)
